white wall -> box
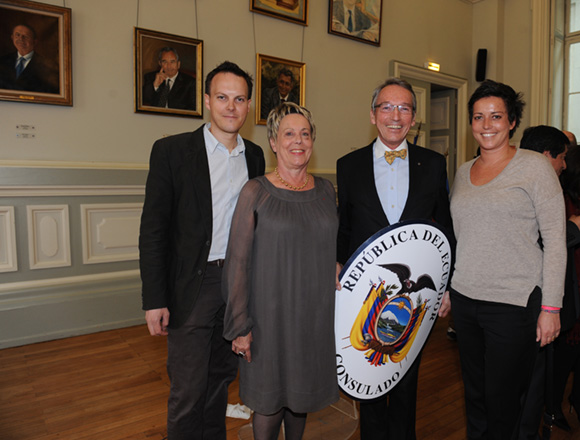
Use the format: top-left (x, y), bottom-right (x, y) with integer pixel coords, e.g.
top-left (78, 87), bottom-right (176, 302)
top-left (0, 0), bottom-right (481, 172)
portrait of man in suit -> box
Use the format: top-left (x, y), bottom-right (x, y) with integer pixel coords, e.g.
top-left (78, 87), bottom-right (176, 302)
top-left (330, 0), bottom-right (381, 44)
top-left (336, 77), bottom-right (453, 440)
top-left (0, 23), bottom-right (59, 94)
top-left (260, 67), bottom-right (299, 120)
top-left (142, 46), bottom-right (196, 111)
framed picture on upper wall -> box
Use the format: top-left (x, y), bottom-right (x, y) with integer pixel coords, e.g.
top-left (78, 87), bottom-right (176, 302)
top-left (250, 0), bottom-right (308, 26)
top-left (328, 0), bottom-right (382, 46)
top-left (134, 27), bottom-right (203, 118)
top-left (0, 0), bottom-right (72, 106)
top-left (256, 54), bottom-right (305, 125)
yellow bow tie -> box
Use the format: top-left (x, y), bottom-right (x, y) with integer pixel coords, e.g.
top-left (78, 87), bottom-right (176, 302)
top-left (384, 149), bottom-right (407, 165)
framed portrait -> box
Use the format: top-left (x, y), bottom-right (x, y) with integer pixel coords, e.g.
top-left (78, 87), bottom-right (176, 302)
top-left (0, 0), bottom-right (72, 106)
top-left (134, 27), bottom-right (203, 118)
top-left (250, 0), bottom-right (308, 26)
top-left (328, 0), bottom-right (382, 46)
top-left (256, 54), bottom-right (305, 125)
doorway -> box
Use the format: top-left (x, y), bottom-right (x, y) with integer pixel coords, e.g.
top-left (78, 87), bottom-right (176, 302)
top-left (392, 61), bottom-right (469, 187)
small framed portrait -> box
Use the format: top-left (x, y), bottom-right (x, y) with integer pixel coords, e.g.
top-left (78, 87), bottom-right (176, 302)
top-left (256, 54), bottom-right (305, 125)
top-left (134, 27), bottom-right (203, 118)
top-left (0, 0), bottom-right (72, 106)
top-left (250, 0), bottom-right (308, 26)
top-left (328, 0), bottom-right (382, 46)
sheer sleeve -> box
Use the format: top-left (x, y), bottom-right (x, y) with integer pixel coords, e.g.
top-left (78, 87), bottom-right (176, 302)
top-left (222, 179), bottom-right (261, 341)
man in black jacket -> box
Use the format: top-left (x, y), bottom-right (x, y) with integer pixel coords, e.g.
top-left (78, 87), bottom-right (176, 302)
top-left (140, 61), bottom-right (265, 440)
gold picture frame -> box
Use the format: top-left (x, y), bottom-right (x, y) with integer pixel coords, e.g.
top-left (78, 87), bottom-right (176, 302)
top-left (250, 0), bottom-right (308, 26)
top-left (134, 27), bottom-right (203, 118)
top-left (256, 54), bottom-right (305, 125)
top-left (328, 0), bottom-right (382, 46)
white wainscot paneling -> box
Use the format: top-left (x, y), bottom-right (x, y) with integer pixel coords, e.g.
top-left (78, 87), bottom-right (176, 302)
top-left (0, 206), bottom-right (17, 273)
top-left (81, 203), bottom-right (143, 264)
top-left (27, 205), bottom-right (71, 270)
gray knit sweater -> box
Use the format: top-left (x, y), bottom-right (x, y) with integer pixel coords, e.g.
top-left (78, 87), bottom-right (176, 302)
top-left (450, 148), bottom-right (566, 308)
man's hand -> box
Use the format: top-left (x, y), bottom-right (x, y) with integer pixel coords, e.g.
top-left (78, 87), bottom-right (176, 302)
top-left (153, 69), bottom-right (169, 89)
top-left (438, 291), bottom-right (451, 318)
top-left (145, 308), bottom-right (170, 336)
top-left (336, 262), bottom-right (343, 290)
top-left (570, 214), bottom-right (580, 229)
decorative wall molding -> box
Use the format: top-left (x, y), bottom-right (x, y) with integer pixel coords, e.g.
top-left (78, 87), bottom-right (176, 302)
top-left (27, 205), bottom-right (71, 270)
top-left (0, 269), bottom-right (143, 349)
top-left (0, 185), bottom-right (145, 197)
top-left (0, 160), bottom-right (148, 170)
top-left (81, 203), bottom-right (143, 264)
top-left (0, 206), bottom-right (17, 273)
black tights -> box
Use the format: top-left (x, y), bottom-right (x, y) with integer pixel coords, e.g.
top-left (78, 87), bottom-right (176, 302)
top-left (252, 408), bottom-right (307, 440)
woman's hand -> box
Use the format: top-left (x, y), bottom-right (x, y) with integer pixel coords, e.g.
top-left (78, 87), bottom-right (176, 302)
top-left (336, 262), bottom-right (343, 290)
top-left (232, 331), bottom-right (253, 362)
top-left (438, 291), bottom-right (451, 318)
top-left (536, 312), bottom-right (560, 347)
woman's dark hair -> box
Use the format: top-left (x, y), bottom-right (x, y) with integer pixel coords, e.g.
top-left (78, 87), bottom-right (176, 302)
top-left (561, 145), bottom-right (580, 209)
top-left (468, 80), bottom-right (525, 139)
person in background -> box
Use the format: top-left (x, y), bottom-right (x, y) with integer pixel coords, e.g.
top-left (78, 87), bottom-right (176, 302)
top-left (552, 140), bottom-right (580, 432)
top-left (139, 61), bottom-right (265, 440)
top-left (223, 102), bottom-right (339, 440)
top-left (517, 125), bottom-right (570, 439)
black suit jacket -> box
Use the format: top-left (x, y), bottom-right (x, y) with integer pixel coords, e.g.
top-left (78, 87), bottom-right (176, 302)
top-left (337, 141), bottom-right (453, 264)
top-left (0, 51), bottom-right (59, 94)
top-left (260, 86), bottom-right (299, 120)
top-left (142, 71), bottom-right (196, 110)
top-left (139, 125), bottom-right (265, 329)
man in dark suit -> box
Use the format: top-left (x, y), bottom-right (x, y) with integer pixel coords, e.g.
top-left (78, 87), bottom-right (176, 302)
top-left (331, 0), bottom-right (378, 42)
top-left (260, 68), bottom-right (299, 120)
top-left (140, 61), bottom-right (265, 440)
top-left (142, 47), bottom-right (196, 110)
top-left (337, 77), bottom-right (453, 440)
top-left (0, 24), bottom-right (59, 94)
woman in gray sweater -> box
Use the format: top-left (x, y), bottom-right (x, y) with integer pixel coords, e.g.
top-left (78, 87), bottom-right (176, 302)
top-left (439, 80), bottom-right (566, 439)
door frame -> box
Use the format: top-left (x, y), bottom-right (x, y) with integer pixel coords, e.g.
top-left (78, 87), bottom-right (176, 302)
top-left (392, 61), bottom-right (469, 168)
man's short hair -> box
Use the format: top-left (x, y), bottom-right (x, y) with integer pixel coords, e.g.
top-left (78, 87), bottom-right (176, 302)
top-left (370, 78), bottom-right (417, 115)
top-left (12, 24), bottom-right (36, 40)
top-left (278, 68), bottom-right (294, 82)
top-left (157, 47), bottom-right (179, 62)
top-left (205, 61), bottom-right (253, 98)
top-left (520, 125), bottom-right (569, 159)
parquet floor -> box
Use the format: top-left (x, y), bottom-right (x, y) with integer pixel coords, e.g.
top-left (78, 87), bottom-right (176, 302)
top-left (0, 319), bottom-right (578, 439)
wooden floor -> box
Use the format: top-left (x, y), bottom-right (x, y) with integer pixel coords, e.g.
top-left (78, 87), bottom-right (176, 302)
top-left (0, 319), bottom-right (578, 439)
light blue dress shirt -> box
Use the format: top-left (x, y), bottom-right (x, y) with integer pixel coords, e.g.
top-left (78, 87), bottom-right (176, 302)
top-left (203, 123), bottom-right (249, 261)
top-left (373, 138), bottom-right (409, 224)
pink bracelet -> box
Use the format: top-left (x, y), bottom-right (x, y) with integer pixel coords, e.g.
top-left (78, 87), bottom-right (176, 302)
top-left (541, 305), bottom-right (560, 314)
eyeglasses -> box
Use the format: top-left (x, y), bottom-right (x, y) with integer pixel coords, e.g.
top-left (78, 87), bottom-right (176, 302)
top-left (373, 102), bottom-right (413, 115)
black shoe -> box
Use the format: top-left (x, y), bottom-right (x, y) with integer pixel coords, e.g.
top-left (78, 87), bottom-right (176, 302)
top-left (552, 414), bottom-right (571, 432)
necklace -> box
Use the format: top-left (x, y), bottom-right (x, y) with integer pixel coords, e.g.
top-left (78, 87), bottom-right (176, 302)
top-left (274, 167), bottom-right (309, 191)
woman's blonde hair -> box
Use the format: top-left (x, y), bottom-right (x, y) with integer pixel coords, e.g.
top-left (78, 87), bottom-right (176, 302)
top-left (266, 102), bottom-right (316, 147)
